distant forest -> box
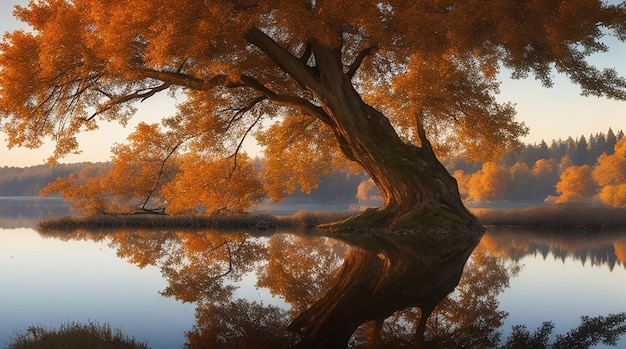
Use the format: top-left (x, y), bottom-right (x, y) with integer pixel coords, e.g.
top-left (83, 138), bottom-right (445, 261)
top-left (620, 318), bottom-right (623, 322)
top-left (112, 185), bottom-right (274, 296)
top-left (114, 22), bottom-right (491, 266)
top-left (0, 160), bottom-right (362, 202)
top-left (1, 127), bottom-right (624, 205)
top-left (0, 163), bottom-right (110, 196)
top-left (447, 127), bottom-right (625, 173)
top-left (444, 127), bottom-right (625, 205)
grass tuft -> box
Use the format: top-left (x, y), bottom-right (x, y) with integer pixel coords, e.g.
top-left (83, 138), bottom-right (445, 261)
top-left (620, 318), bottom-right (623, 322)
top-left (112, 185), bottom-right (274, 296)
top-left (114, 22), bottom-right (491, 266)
top-left (7, 321), bottom-right (148, 349)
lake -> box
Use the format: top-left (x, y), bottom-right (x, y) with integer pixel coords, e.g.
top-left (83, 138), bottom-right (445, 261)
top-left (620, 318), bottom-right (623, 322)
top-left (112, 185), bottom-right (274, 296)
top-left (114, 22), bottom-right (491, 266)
top-left (1, 197), bottom-right (625, 348)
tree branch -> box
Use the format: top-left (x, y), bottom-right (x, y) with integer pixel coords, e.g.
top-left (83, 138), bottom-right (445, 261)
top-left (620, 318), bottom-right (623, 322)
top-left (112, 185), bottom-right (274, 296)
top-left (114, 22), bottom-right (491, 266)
top-left (238, 74), bottom-right (335, 127)
top-left (140, 137), bottom-right (189, 211)
top-left (136, 68), bottom-right (234, 90)
top-left (346, 45), bottom-right (377, 79)
top-left (229, 112), bottom-right (263, 178)
top-left (226, 95), bottom-right (267, 130)
top-left (85, 82), bottom-right (171, 121)
top-left (244, 27), bottom-right (319, 89)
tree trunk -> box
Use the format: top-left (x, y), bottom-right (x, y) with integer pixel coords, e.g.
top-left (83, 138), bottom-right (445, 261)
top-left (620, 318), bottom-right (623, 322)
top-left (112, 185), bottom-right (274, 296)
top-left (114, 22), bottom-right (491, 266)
top-left (245, 29), bottom-right (483, 234)
top-left (308, 42), bottom-right (482, 234)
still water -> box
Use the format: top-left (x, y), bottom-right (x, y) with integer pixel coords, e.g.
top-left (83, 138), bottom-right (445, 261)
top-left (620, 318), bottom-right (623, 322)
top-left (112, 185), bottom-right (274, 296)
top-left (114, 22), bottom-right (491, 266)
top-left (1, 198), bottom-right (625, 348)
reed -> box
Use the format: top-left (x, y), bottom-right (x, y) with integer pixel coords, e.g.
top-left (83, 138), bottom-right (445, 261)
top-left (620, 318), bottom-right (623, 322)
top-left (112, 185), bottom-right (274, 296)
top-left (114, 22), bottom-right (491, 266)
top-left (473, 205), bottom-right (626, 230)
top-left (7, 321), bottom-right (148, 349)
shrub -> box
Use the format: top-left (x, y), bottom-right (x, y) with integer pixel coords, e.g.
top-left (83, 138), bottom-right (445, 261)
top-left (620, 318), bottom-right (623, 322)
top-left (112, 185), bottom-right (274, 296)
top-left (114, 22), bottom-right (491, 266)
top-left (7, 321), bottom-right (148, 349)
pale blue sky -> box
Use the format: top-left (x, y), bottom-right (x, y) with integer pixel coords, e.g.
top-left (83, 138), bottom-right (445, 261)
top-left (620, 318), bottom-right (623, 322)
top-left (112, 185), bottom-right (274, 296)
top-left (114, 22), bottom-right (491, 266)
top-left (1, 1), bottom-right (625, 167)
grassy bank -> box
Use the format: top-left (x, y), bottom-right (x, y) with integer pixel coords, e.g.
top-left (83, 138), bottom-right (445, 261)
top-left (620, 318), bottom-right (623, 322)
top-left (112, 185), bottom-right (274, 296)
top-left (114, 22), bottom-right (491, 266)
top-left (36, 205), bottom-right (626, 233)
top-left (36, 210), bottom-right (353, 233)
top-left (473, 205), bottom-right (626, 230)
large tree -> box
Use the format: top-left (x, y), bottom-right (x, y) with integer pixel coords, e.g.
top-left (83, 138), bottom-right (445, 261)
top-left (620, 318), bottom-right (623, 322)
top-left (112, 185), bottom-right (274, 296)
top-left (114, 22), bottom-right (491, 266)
top-left (2, 1), bottom-right (626, 233)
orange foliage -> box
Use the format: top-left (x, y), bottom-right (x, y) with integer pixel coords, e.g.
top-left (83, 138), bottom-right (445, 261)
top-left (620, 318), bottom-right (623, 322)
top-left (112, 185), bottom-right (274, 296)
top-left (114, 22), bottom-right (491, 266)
top-left (532, 158), bottom-right (557, 177)
top-left (41, 122), bottom-right (266, 215)
top-left (551, 165), bottom-right (597, 204)
top-left (593, 138), bottom-right (626, 207)
top-left (467, 162), bottom-right (510, 202)
top-left (356, 178), bottom-right (382, 202)
top-left (40, 165), bottom-right (112, 215)
top-left (614, 241), bottom-right (626, 264)
top-left (162, 153), bottom-right (265, 214)
top-left (4, 0), bottom-right (626, 207)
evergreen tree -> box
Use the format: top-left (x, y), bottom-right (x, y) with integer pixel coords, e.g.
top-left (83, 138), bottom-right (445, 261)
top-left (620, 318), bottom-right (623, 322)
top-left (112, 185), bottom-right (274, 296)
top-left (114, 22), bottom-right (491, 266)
top-left (607, 128), bottom-right (618, 155)
top-left (573, 135), bottom-right (588, 166)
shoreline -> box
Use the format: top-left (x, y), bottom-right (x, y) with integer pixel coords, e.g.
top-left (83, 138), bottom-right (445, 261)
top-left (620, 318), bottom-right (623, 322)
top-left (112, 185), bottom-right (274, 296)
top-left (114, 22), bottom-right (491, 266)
top-left (35, 205), bottom-right (626, 233)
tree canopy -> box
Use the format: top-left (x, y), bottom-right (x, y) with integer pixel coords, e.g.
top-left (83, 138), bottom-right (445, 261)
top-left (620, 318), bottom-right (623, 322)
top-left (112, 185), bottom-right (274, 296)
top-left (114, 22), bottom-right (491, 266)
top-left (2, 0), bottom-right (626, 230)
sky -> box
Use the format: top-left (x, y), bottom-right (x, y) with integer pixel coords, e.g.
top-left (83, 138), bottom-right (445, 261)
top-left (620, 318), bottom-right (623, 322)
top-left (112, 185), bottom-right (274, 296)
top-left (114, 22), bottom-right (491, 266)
top-left (1, 1), bottom-right (625, 167)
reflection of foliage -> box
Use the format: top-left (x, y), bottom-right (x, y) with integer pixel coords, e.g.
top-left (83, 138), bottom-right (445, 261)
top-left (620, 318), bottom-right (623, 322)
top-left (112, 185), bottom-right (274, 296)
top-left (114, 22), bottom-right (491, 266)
top-left (481, 228), bottom-right (626, 271)
top-left (503, 313), bottom-right (626, 349)
top-left (155, 232), bottom-right (267, 303)
top-left (111, 230), bottom-right (178, 268)
top-left (347, 243), bottom-right (520, 348)
top-left (37, 228), bottom-right (626, 348)
top-left (503, 322), bottom-right (553, 349)
top-left (257, 233), bottom-right (344, 314)
top-left (185, 299), bottom-right (297, 349)
top-left (423, 245), bottom-right (520, 348)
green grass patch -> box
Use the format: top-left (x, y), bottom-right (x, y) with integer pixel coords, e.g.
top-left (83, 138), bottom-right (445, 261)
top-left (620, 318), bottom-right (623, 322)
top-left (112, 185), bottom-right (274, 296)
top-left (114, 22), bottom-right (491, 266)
top-left (390, 208), bottom-right (468, 232)
top-left (6, 321), bottom-right (148, 349)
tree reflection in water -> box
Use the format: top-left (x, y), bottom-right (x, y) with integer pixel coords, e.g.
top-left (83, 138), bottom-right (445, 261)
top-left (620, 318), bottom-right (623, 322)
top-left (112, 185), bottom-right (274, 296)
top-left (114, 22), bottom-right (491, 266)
top-left (39, 228), bottom-right (626, 348)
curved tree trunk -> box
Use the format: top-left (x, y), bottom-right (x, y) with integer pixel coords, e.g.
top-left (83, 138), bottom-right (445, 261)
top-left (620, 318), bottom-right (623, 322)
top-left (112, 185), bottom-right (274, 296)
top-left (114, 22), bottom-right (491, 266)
top-left (308, 42), bottom-right (482, 234)
top-left (245, 29), bottom-right (483, 234)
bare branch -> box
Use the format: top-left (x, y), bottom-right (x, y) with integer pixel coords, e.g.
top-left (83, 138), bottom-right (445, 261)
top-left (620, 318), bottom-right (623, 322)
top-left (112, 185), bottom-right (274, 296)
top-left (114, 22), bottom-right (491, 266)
top-left (226, 95), bottom-right (267, 130)
top-left (84, 82), bottom-right (171, 121)
top-left (140, 137), bottom-right (189, 211)
top-left (229, 112), bottom-right (263, 178)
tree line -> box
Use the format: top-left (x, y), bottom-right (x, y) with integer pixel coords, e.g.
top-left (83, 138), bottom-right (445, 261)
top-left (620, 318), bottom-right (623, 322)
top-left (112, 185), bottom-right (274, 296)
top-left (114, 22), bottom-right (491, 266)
top-left (0, 163), bottom-right (109, 196)
top-left (3, 127), bottom-right (624, 211)
top-left (355, 127), bottom-right (626, 207)
top-left (446, 128), bottom-right (625, 205)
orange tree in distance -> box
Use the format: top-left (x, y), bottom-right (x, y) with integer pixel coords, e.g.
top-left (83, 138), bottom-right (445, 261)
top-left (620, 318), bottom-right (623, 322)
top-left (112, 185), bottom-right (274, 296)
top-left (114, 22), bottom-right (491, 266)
top-left (552, 165), bottom-right (598, 204)
top-left (593, 138), bottom-right (626, 207)
top-left (3, 1), bottom-right (626, 234)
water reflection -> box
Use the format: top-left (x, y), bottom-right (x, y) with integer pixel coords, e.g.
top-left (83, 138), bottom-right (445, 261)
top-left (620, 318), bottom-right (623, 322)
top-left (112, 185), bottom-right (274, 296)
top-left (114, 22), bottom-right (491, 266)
top-left (37, 227), bottom-right (626, 348)
top-left (482, 227), bottom-right (626, 270)
top-left (0, 197), bottom-right (70, 228)
top-left (289, 234), bottom-right (481, 348)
